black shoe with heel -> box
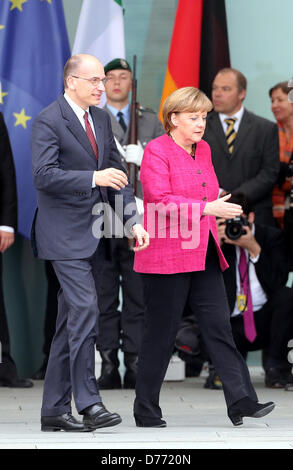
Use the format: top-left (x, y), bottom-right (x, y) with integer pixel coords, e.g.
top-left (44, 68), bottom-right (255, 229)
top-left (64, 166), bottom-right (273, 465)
top-left (228, 397), bottom-right (275, 426)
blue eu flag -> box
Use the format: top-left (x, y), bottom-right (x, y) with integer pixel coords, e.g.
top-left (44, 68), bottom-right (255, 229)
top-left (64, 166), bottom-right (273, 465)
top-left (0, 0), bottom-right (70, 238)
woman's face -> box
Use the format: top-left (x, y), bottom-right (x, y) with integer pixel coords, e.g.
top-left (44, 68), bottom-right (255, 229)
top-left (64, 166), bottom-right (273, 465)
top-left (271, 88), bottom-right (293, 124)
top-left (171, 110), bottom-right (207, 144)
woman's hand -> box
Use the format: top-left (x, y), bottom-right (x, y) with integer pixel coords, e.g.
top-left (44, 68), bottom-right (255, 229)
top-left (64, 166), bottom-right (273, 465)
top-left (203, 194), bottom-right (243, 219)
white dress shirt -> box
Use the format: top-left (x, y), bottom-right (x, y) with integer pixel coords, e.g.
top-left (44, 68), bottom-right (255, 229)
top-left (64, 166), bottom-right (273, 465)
top-left (219, 105), bottom-right (245, 134)
top-left (64, 93), bottom-right (97, 188)
top-left (231, 225), bottom-right (268, 317)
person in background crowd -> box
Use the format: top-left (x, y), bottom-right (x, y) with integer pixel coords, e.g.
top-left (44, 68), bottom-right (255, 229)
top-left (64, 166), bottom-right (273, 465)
top-left (133, 86), bottom-right (275, 428)
top-left (216, 194), bottom-right (293, 390)
top-left (269, 81), bottom-right (293, 271)
top-left (96, 58), bottom-right (164, 390)
top-left (0, 112), bottom-right (33, 389)
top-left (204, 68), bottom-right (279, 226)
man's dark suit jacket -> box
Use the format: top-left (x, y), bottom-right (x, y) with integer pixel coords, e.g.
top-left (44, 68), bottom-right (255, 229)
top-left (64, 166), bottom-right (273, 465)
top-left (221, 224), bottom-right (289, 313)
top-left (0, 112), bottom-right (17, 229)
top-left (204, 110), bottom-right (280, 224)
top-left (31, 95), bottom-right (137, 260)
top-left (0, 112), bottom-right (17, 368)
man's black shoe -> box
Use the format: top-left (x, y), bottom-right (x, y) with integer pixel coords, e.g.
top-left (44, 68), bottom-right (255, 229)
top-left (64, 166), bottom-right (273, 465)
top-left (82, 403), bottom-right (122, 430)
top-left (265, 366), bottom-right (292, 389)
top-left (204, 369), bottom-right (222, 390)
top-left (41, 413), bottom-right (90, 432)
top-left (0, 377), bottom-right (33, 388)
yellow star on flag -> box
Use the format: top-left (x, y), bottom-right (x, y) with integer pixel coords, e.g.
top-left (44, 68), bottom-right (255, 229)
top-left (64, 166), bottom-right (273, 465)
top-left (0, 25), bottom-right (5, 30)
top-left (41, 0), bottom-right (52, 3)
top-left (13, 108), bottom-right (32, 129)
top-left (0, 83), bottom-right (8, 104)
top-left (10, 0), bottom-right (28, 12)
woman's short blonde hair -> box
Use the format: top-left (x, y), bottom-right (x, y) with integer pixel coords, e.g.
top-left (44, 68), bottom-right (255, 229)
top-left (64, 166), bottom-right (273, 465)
top-left (162, 87), bottom-right (213, 133)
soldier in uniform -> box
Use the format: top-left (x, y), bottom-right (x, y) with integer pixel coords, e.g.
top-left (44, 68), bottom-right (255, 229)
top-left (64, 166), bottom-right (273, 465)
top-left (96, 58), bottom-right (164, 389)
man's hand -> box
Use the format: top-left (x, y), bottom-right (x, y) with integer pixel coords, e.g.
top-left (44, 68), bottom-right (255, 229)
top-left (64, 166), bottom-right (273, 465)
top-left (131, 224), bottom-right (149, 252)
top-left (216, 218), bottom-right (261, 258)
top-left (94, 168), bottom-right (128, 190)
top-left (125, 142), bottom-right (144, 167)
top-left (0, 230), bottom-right (15, 253)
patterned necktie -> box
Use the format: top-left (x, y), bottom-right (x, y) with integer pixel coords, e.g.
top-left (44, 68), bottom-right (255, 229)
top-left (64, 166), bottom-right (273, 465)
top-left (117, 111), bottom-right (127, 133)
top-left (84, 111), bottom-right (98, 159)
top-left (238, 248), bottom-right (257, 342)
top-left (224, 118), bottom-right (237, 154)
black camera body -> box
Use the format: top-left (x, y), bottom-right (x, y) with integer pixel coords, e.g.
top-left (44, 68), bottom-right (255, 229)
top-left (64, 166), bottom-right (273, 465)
top-left (225, 215), bottom-right (250, 240)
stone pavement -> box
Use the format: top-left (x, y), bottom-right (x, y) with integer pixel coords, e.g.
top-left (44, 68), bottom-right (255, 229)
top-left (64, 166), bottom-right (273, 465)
top-left (0, 367), bottom-right (293, 450)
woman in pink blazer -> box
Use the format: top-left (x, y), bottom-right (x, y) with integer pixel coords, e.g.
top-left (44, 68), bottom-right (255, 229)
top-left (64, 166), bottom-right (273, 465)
top-left (133, 87), bottom-right (274, 427)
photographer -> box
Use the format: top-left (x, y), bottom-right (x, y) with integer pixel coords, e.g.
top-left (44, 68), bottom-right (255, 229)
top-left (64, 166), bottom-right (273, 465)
top-left (216, 195), bottom-right (293, 389)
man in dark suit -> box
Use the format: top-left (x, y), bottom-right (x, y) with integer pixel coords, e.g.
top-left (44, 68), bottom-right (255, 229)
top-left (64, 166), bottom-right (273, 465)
top-left (31, 54), bottom-right (149, 432)
top-left (204, 68), bottom-right (280, 226)
top-left (96, 58), bottom-right (164, 390)
top-left (217, 196), bottom-right (293, 389)
top-left (0, 112), bottom-right (33, 389)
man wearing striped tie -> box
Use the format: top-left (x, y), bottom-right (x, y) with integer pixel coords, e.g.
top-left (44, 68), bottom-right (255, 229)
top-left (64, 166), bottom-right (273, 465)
top-left (204, 68), bottom-right (280, 226)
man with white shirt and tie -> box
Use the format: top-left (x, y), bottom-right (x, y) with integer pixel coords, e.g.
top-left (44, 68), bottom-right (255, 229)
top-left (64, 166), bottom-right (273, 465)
top-left (31, 54), bottom-right (149, 432)
top-left (216, 194), bottom-right (293, 389)
top-left (95, 58), bottom-right (164, 390)
top-left (204, 67), bottom-right (280, 226)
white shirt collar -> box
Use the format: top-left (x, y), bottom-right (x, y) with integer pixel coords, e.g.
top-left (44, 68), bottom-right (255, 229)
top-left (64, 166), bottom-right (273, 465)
top-left (219, 106), bottom-right (245, 133)
top-left (64, 92), bottom-right (89, 121)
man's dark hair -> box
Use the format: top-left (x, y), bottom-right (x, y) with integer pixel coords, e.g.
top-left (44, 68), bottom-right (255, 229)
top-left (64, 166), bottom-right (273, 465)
top-left (217, 67), bottom-right (247, 92)
top-left (63, 56), bottom-right (83, 88)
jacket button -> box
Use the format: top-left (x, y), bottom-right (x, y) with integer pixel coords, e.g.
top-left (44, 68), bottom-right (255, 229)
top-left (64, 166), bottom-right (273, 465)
top-left (202, 196), bottom-right (207, 201)
top-left (197, 170), bottom-right (201, 174)
top-left (202, 182), bottom-right (206, 187)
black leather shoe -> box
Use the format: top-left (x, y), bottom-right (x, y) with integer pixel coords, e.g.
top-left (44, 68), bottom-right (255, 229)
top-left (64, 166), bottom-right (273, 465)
top-left (134, 415), bottom-right (167, 428)
top-left (204, 370), bottom-right (222, 390)
top-left (41, 413), bottom-right (90, 432)
top-left (265, 366), bottom-right (293, 389)
top-left (82, 403), bottom-right (122, 430)
top-left (0, 377), bottom-right (33, 388)
top-left (97, 350), bottom-right (122, 390)
top-left (228, 397), bottom-right (275, 426)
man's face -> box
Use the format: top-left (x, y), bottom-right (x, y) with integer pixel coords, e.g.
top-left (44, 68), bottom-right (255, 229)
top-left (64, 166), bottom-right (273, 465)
top-left (104, 69), bottom-right (132, 104)
top-left (211, 71), bottom-right (246, 115)
top-left (67, 57), bottom-right (106, 109)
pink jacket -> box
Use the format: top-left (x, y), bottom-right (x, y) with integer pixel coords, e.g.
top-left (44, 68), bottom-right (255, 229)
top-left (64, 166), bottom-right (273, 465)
top-left (134, 134), bottom-right (228, 274)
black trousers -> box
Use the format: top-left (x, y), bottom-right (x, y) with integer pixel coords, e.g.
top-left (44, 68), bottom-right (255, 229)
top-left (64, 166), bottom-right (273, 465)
top-left (231, 286), bottom-right (293, 367)
top-left (96, 238), bottom-right (145, 353)
top-left (134, 238), bottom-right (258, 420)
top-left (0, 253), bottom-right (19, 381)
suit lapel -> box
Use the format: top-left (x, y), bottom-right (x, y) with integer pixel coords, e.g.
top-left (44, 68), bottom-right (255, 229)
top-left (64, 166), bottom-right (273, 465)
top-left (232, 110), bottom-right (253, 157)
top-left (58, 95), bottom-right (97, 164)
top-left (208, 112), bottom-right (229, 156)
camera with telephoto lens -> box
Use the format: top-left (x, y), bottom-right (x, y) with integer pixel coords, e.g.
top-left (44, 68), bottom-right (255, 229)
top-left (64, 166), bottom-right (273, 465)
top-left (225, 215), bottom-right (250, 240)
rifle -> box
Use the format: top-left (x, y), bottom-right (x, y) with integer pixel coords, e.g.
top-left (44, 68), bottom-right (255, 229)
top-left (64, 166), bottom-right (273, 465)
top-left (128, 55), bottom-right (138, 196)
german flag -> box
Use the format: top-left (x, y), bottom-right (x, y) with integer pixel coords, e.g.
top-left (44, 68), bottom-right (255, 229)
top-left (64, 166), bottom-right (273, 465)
top-left (159, 0), bottom-right (230, 121)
